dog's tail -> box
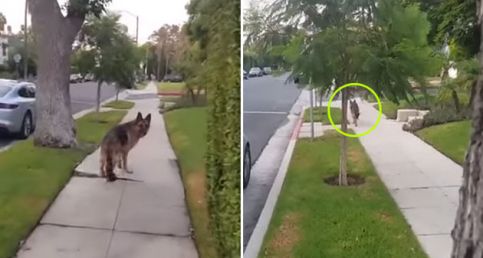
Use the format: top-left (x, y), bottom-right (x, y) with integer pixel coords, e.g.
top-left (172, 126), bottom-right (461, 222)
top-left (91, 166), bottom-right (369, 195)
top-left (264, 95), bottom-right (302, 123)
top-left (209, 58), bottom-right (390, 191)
top-left (101, 145), bottom-right (116, 181)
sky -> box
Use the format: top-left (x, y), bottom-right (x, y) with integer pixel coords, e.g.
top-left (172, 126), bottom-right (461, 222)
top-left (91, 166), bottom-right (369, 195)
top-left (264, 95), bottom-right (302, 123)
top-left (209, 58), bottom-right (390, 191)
top-left (1, 0), bottom-right (190, 43)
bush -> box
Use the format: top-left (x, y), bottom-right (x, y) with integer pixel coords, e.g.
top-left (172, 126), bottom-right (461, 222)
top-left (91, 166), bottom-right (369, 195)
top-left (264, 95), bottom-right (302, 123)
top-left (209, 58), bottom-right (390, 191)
top-left (422, 105), bottom-right (470, 128)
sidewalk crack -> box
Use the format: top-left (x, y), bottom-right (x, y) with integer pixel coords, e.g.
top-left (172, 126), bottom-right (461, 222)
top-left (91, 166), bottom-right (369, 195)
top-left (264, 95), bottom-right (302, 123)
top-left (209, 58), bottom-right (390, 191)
top-left (104, 181), bottom-right (126, 258)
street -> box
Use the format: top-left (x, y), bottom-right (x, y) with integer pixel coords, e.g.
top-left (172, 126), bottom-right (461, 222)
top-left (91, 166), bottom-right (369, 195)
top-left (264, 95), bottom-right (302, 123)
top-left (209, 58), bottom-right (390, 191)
top-left (0, 81), bottom-right (116, 150)
top-left (243, 74), bottom-right (301, 162)
top-left (243, 74), bottom-right (302, 247)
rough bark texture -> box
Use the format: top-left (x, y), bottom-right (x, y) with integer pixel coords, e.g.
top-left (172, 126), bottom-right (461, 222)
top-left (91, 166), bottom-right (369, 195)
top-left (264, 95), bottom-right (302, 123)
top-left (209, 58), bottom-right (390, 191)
top-left (96, 81), bottom-right (102, 112)
top-left (451, 1), bottom-right (483, 256)
top-left (339, 89), bottom-right (348, 186)
top-left (30, 0), bottom-right (83, 147)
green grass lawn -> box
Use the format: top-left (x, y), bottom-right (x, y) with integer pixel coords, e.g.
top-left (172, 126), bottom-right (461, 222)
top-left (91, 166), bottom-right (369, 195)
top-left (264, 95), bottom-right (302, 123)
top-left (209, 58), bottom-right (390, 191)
top-left (261, 131), bottom-right (427, 258)
top-left (379, 101), bottom-right (400, 119)
top-left (0, 110), bottom-right (126, 258)
top-left (158, 82), bottom-right (186, 93)
top-left (164, 107), bottom-right (218, 258)
top-left (416, 120), bottom-right (471, 165)
top-left (304, 107), bottom-right (342, 124)
top-left (102, 100), bottom-right (134, 110)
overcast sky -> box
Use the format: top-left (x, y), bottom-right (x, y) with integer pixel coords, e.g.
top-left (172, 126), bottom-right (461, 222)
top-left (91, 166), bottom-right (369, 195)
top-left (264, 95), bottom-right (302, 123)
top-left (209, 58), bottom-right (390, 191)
top-left (1, 0), bottom-right (190, 43)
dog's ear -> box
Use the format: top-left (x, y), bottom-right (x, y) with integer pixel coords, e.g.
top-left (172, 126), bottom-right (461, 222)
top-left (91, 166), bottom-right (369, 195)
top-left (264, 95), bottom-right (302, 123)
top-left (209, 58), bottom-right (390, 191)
top-left (145, 113), bottom-right (151, 124)
top-left (136, 112), bottom-right (143, 122)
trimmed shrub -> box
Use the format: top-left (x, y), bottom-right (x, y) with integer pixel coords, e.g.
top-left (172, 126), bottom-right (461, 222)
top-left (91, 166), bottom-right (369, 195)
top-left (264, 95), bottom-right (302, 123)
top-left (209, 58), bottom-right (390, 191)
top-left (423, 105), bottom-right (470, 128)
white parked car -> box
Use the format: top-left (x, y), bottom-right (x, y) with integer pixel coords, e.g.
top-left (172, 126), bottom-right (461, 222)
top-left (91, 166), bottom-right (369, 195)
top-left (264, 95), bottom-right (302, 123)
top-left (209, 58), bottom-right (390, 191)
top-left (0, 80), bottom-right (36, 138)
top-left (263, 67), bottom-right (272, 75)
top-left (248, 67), bottom-right (263, 77)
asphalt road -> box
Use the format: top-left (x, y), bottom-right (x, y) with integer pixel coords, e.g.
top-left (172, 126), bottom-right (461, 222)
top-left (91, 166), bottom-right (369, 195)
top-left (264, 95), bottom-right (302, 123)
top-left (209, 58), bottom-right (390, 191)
top-left (0, 81), bottom-right (116, 150)
top-left (243, 74), bottom-right (301, 162)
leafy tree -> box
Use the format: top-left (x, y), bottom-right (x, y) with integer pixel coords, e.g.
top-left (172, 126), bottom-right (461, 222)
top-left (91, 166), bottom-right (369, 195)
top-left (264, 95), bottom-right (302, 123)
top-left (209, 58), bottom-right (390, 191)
top-left (149, 24), bottom-right (185, 80)
top-left (71, 49), bottom-right (96, 77)
top-left (77, 13), bottom-right (141, 111)
top-left (6, 28), bottom-right (37, 78)
top-left (274, 0), bottom-right (439, 185)
top-left (29, 0), bottom-right (111, 147)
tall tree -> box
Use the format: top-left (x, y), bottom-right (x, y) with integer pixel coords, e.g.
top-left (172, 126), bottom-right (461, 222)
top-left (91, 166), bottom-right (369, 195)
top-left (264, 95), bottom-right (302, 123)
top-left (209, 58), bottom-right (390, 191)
top-left (274, 0), bottom-right (439, 185)
top-left (451, 1), bottom-right (483, 257)
top-left (77, 13), bottom-right (141, 111)
top-left (29, 0), bottom-right (110, 147)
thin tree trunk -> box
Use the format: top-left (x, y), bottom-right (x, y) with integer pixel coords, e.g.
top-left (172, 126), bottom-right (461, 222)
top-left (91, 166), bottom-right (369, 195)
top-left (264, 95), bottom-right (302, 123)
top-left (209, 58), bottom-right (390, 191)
top-left (339, 88), bottom-right (348, 186)
top-left (115, 83), bottom-right (119, 101)
top-left (30, 0), bottom-right (83, 148)
top-left (96, 81), bottom-right (102, 112)
top-left (469, 80), bottom-right (477, 108)
top-left (451, 1), bottom-right (483, 256)
top-left (451, 89), bottom-right (461, 113)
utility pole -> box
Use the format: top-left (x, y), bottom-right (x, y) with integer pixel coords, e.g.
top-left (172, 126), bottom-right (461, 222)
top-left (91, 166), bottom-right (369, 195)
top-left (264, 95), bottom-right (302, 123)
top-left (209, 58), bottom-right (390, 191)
top-left (23, 0), bottom-right (28, 80)
top-left (135, 16), bottom-right (139, 45)
top-left (309, 79), bottom-right (314, 140)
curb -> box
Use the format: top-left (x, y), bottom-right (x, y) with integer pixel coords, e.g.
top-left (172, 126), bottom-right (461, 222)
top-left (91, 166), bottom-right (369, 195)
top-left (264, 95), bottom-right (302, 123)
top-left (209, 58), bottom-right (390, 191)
top-left (73, 90), bottom-right (128, 120)
top-left (244, 110), bottom-right (304, 258)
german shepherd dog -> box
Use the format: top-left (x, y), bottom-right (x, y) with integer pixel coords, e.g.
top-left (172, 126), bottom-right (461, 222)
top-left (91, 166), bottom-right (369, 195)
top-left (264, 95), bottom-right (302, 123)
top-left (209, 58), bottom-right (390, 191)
top-left (350, 100), bottom-right (360, 127)
top-left (100, 112), bottom-right (151, 181)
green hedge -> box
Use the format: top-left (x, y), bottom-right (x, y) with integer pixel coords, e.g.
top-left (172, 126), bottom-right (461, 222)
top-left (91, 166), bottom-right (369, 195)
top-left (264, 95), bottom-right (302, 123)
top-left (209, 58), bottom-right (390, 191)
top-left (187, 0), bottom-right (241, 256)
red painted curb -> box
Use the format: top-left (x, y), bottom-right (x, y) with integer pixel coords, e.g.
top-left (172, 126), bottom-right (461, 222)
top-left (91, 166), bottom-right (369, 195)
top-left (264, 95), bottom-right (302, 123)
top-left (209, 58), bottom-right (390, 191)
top-left (291, 111), bottom-right (304, 140)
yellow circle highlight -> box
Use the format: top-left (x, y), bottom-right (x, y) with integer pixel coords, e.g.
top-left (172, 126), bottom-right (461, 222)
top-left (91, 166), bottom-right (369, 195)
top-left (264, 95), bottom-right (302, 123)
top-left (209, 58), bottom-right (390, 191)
top-left (327, 82), bottom-right (382, 138)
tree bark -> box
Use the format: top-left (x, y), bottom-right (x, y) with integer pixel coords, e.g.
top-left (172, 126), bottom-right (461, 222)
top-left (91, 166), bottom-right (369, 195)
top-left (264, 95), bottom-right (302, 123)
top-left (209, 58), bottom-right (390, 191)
top-left (451, 89), bottom-right (461, 113)
top-left (115, 83), bottom-right (119, 102)
top-left (339, 88), bottom-right (348, 186)
top-left (30, 0), bottom-right (83, 147)
top-left (451, 1), bottom-right (483, 256)
top-left (96, 81), bottom-right (102, 112)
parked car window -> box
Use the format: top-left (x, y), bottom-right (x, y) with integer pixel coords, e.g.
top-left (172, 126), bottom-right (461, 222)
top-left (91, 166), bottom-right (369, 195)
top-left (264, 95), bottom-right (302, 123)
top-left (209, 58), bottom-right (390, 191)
top-left (18, 87), bottom-right (30, 98)
top-left (27, 86), bottom-right (36, 98)
top-left (0, 85), bottom-right (11, 97)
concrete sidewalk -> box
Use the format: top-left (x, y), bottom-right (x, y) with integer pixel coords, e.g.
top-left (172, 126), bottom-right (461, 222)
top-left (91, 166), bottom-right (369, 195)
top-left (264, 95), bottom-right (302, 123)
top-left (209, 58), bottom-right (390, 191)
top-left (333, 99), bottom-right (461, 258)
top-left (17, 83), bottom-right (198, 258)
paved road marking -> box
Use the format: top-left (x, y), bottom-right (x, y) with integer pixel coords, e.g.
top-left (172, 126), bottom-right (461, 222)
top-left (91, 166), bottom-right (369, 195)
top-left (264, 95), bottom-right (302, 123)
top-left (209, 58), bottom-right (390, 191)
top-left (244, 111), bottom-right (288, 115)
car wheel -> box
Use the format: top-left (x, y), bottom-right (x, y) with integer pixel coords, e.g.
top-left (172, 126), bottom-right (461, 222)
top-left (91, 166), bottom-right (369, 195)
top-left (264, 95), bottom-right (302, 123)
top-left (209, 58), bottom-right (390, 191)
top-left (243, 144), bottom-right (251, 188)
top-left (18, 112), bottom-right (33, 139)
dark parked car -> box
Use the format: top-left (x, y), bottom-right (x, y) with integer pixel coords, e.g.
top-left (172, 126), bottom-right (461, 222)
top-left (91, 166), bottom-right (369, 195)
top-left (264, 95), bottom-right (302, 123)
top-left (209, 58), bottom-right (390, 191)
top-left (243, 136), bottom-right (252, 188)
top-left (243, 70), bottom-right (248, 80)
top-left (163, 74), bottom-right (183, 82)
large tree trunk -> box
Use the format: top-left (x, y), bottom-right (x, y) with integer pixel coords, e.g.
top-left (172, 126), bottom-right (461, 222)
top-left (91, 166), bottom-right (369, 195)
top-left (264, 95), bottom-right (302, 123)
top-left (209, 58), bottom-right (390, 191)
top-left (30, 0), bottom-right (83, 148)
top-left (451, 1), bottom-right (483, 256)
top-left (339, 88), bottom-right (348, 186)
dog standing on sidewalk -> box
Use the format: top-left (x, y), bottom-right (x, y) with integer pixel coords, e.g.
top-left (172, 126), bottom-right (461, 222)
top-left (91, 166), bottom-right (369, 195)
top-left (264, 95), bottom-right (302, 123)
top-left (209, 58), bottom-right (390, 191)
top-left (350, 99), bottom-right (360, 127)
top-left (100, 112), bottom-right (151, 181)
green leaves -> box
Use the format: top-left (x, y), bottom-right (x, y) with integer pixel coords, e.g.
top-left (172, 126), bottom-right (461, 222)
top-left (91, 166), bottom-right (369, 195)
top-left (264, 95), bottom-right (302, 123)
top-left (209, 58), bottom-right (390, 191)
top-left (275, 0), bottom-right (440, 103)
top-left (75, 13), bottom-right (140, 88)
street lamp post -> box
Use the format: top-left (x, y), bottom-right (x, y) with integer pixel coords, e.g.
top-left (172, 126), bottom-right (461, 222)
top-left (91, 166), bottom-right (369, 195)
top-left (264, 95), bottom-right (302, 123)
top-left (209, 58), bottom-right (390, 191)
top-left (117, 10), bottom-right (139, 44)
top-left (24, 0), bottom-right (28, 80)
